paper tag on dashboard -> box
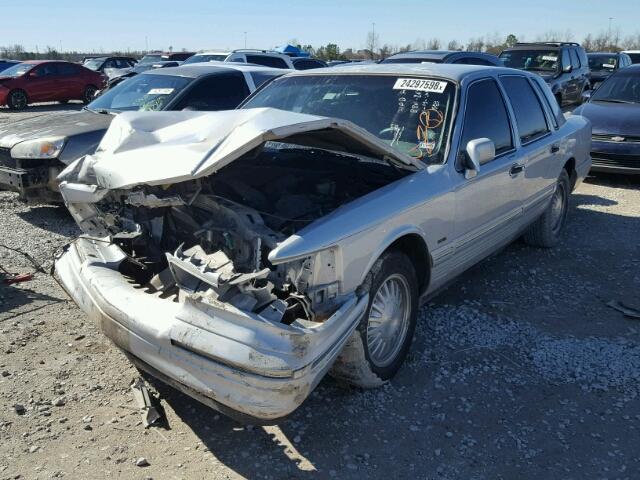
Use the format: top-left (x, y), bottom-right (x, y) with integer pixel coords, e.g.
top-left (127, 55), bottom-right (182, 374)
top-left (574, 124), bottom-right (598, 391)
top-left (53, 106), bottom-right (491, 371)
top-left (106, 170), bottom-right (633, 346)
top-left (541, 56), bottom-right (558, 62)
top-left (393, 78), bottom-right (447, 93)
top-left (148, 88), bottom-right (174, 95)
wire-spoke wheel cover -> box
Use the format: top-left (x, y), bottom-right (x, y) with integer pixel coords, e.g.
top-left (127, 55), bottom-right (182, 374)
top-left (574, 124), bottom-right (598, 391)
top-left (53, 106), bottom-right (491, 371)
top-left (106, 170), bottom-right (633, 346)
top-left (366, 273), bottom-right (411, 368)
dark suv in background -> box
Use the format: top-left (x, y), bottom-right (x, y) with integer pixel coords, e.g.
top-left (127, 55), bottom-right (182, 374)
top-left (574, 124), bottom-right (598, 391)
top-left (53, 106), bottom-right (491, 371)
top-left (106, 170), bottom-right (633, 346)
top-left (500, 42), bottom-right (590, 106)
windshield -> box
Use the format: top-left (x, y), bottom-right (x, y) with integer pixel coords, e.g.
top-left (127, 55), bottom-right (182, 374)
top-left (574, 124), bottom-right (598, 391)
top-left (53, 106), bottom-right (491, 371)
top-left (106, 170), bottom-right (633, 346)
top-left (500, 49), bottom-right (559, 72)
top-left (83, 58), bottom-right (105, 71)
top-left (88, 73), bottom-right (192, 112)
top-left (591, 72), bottom-right (640, 104)
top-left (138, 54), bottom-right (162, 65)
top-left (1, 63), bottom-right (33, 77)
top-left (242, 74), bottom-right (456, 163)
top-left (183, 54), bottom-right (227, 64)
top-left (588, 54), bottom-right (617, 71)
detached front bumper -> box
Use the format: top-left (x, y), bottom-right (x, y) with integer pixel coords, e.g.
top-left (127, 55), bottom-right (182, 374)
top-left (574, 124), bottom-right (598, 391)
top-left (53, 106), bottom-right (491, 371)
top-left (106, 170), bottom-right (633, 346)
top-left (0, 151), bottom-right (64, 201)
top-left (54, 237), bottom-right (367, 423)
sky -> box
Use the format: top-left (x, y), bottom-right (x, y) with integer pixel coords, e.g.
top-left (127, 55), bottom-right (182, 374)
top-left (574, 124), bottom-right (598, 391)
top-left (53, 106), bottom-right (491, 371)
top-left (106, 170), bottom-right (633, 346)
top-left (1, 0), bottom-right (638, 53)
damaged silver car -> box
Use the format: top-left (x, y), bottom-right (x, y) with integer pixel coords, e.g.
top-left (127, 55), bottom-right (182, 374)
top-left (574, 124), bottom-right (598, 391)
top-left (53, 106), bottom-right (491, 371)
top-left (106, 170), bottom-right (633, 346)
top-left (54, 64), bottom-right (591, 422)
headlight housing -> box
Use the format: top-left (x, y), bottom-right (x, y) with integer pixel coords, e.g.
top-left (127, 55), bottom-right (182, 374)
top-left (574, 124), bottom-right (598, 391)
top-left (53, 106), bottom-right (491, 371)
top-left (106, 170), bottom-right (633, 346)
top-left (11, 137), bottom-right (66, 159)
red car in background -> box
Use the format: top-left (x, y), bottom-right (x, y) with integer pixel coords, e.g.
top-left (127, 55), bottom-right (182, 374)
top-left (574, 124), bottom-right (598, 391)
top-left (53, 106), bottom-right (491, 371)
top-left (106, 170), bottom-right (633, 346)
top-left (0, 60), bottom-right (106, 110)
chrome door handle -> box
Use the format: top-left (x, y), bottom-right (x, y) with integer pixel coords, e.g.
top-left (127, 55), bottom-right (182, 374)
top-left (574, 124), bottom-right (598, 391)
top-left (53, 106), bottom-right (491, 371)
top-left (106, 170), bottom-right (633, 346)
top-left (509, 163), bottom-right (525, 176)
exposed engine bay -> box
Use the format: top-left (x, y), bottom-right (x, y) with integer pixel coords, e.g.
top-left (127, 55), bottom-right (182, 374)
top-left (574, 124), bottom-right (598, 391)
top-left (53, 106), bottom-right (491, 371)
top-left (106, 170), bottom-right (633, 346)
top-left (79, 144), bottom-right (407, 324)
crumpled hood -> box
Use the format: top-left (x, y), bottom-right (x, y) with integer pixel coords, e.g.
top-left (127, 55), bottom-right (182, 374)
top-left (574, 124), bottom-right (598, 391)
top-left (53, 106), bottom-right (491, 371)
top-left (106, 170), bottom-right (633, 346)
top-left (62, 108), bottom-right (424, 190)
top-left (0, 109), bottom-right (114, 149)
top-left (574, 101), bottom-right (640, 136)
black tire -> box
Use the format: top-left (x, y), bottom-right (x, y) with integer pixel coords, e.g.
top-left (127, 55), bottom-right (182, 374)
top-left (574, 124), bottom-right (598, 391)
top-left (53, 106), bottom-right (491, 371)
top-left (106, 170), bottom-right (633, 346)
top-left (524, 169), bottom-right (570, 248)
top-left (7, 89), bottom-right (28, 110)
top-left (82, 85), bottom-right (97, 104)
top-left (330, 251), bottom-right (419, 387)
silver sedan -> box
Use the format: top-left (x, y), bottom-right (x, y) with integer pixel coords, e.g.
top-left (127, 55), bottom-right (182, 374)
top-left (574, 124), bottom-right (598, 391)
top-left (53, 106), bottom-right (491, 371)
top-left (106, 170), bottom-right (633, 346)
top-left (54, 63), bottom-right (591, 422)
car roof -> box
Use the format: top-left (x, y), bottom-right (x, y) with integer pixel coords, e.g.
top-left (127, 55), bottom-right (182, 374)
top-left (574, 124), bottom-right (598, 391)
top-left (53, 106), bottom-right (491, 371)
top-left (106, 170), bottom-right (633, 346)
top-left (587, 52), bottom-right (620, 56)
top-left (142, 62), bottom-right (288, 78)
top-left (22, 60), bottom-right (71, 65)
top-left (286, 62), bottom-right (510, 82)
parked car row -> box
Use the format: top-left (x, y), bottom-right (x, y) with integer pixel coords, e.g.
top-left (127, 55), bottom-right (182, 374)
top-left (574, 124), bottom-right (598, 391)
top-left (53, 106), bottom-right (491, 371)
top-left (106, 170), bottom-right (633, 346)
top-left (6, 41), bottom-right (640, 111)
top-left (0, 63), bottom-right (285, 202)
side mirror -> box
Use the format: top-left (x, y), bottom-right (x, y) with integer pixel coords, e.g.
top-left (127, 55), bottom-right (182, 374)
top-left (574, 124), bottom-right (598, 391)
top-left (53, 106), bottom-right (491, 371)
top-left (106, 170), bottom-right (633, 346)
top-left (464, 138), bottom-right (495, 179)
top-left (581, 90), bottom-right (592, 101)
top-left (563, 64), bottom-right (572, 73)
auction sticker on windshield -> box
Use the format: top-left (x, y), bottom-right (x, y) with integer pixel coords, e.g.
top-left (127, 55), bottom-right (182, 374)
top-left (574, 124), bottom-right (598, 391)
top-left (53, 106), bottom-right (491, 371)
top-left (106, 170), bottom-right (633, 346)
top-left (393, 78), bottom-right (447, 93)
top-left (148, 88), bottom-right (174, 95)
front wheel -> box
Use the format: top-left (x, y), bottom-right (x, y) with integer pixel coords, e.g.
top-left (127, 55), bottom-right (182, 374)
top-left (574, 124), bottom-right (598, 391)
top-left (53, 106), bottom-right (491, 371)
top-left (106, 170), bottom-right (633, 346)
top-left (330, 251), bottom-right (419, 387)
top-left (7, 89), bottom-right (28, 110)
top-left (523, 169), bottom-right (570, 248)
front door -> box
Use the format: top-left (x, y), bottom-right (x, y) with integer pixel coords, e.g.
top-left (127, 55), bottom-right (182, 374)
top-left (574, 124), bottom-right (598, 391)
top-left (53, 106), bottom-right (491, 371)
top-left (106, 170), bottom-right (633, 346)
top-left (452, 78), bottom-right (524, 274)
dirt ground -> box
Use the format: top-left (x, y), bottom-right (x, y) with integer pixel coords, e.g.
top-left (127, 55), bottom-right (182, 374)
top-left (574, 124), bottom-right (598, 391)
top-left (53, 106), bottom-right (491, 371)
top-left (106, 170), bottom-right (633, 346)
top-left (1, 104), bottom-right (639, 480)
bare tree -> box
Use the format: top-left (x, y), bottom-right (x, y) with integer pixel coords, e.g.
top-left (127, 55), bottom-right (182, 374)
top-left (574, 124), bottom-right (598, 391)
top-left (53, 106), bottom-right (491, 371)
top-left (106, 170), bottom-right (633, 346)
top-left (426, 38), bottom-right (441, 50)
top-left (411, 38), bottom-right (426, 51)
top-left (467, 37), bottom-right (485, 52)
top-left (447, 40), bottom-right (461, 51)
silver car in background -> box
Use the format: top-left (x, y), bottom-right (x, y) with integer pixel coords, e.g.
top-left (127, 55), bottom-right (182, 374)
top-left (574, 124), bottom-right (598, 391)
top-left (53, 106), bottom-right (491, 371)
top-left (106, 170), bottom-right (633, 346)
top-left (54, 64), bottom-right (591, 422)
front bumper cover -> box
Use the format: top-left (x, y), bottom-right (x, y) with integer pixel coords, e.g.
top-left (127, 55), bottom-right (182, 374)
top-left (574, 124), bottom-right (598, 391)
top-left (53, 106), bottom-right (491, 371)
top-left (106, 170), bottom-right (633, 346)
top-left (590, 140), bottom-right (640, 174)
top-left (54, 237), bottom-right (367, 423)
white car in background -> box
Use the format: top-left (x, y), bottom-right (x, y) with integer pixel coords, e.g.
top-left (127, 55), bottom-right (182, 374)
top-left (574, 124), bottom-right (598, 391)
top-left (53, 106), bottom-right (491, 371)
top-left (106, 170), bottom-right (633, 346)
top-left (225, 49), bottom-right (295, 69)
top-left (183, 51), bottom-right (231, 65)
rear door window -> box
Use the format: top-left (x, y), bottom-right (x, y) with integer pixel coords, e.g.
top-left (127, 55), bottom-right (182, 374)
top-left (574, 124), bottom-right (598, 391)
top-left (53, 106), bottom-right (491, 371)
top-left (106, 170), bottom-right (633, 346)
top-left (246, 55), bottom-right (288, 69)
top-left (58, 63), bottom-right (80, 75)
top-left (460, 79), bottom-right (513, 161)
top-left (500, 75), bottom-right (550, 143)
top-left (176, 73), bottom-right (250, 110)
top-left (570, 49), bottom-right (580, 69)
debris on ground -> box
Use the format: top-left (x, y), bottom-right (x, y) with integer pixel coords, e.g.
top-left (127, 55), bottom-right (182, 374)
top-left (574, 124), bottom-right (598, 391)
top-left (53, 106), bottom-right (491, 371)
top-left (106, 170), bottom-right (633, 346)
top-left (131, 377), bottom-right (164, 428)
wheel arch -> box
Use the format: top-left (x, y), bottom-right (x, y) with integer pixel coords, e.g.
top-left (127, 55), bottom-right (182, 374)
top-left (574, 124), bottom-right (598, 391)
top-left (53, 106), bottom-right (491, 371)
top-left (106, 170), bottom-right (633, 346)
top-left (563, 157), bottom-right (577, 190)
top-left (360, 228), bottom-right (432, 295)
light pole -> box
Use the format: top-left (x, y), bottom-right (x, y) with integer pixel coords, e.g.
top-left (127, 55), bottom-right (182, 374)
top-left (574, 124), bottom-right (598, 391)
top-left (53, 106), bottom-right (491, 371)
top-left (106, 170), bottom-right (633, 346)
top-left (372, 22), bottom-right (376, 59)
top-left (608, 17), bottom-right (613, 38)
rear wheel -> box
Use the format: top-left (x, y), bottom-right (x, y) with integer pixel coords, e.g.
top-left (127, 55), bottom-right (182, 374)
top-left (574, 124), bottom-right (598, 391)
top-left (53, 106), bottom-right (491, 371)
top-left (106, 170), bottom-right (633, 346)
top-left (330, 251), bottom-right (418, 387)
top-left (523, 169), bottom-right (570, 248)
top-left (7, 89), bottom-right (28, 110)
top-left (82, 85), bottom-right (97, 104)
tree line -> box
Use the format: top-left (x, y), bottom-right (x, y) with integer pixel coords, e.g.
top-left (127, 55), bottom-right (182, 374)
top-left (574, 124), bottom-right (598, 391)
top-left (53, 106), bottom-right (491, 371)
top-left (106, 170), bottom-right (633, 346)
top-left (3, 29), bottom-right (640, 63)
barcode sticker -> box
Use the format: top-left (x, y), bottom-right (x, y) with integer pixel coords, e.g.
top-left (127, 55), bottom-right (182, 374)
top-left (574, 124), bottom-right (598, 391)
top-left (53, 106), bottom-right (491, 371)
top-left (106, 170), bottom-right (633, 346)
top-left (393, 78), bottom-right (447, 93)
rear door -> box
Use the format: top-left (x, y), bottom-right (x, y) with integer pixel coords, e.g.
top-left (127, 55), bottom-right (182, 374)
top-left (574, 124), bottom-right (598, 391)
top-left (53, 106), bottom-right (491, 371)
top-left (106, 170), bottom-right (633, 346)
top-left (568, 48), bottom-right (583, 101)
top-left (499, 74), bottom-right (557, 223)
top-left (57, 63), bottom-right (84, 99)
top-left (452, 78), bottom-right (523, 271)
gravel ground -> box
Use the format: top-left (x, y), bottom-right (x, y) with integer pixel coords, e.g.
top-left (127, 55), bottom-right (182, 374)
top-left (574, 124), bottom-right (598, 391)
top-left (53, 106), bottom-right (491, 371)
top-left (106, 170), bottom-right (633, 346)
top-left (1, 105), bottom-right (639, 479)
